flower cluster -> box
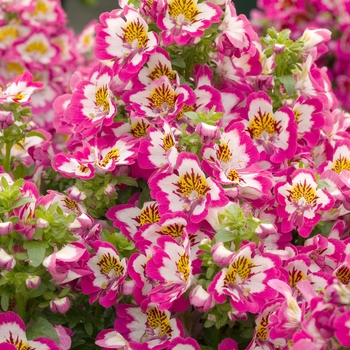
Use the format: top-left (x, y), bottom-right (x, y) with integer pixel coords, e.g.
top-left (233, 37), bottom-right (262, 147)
top-left (1, 0), bottom-right (350, 349)
top-left (251, 0), bottom-right (350, 111)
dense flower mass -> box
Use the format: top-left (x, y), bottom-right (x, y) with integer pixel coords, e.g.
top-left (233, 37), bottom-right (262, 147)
top-left (1, 0), bottom-right (350, 349)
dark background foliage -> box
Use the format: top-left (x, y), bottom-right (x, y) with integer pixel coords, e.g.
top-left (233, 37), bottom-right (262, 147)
top-left (61, 0), bottom-right (257, 33)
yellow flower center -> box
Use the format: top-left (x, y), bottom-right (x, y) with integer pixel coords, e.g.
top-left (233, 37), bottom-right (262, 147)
top-left (139, 203), bottom-right (160, 226)
top-left (123, 19), bottom-right (149, 48)
top-left (168, 0), bottom-right (200, 22)
top-left (224, 256), bottom-right (254, 285)
top-left (256, 313), bottom-right (271, 341)
top-left (162, 134), bottom-right (175, 152)
top-left (14, 93), bottom-right (25, 101)
top-left (63, 197), bottom-right (80, 213)
top-left (33, 0), bottom-right (48, 15)
top-left (149, 85), bottom-right (176, 112)
top-left (216, 142), bottom-right (232, 163)
top-left (175, 169), bottom-right (210, 200)
top-left (95, 85), bottom-right (110, 112)
top-left (294, 109), bottom-right (302, 123)
top-left (289, 266), bottom-right (307, 288)
top-left (7, 62), bottom-right (24, 75)
top-left (147, 308), bottom-right (173, 336)
top-left (0, 26), bottom-right (19, 42)
top-left (159, 223), bottom-right (185, 238)
top-left (97, 252), bottom-right (124, 278)
top-left (78, 165), bottom-right (90, 173)
top-left (99, 148), bottom-right (120, 167)
top-left (177, 253), bottom-right (190, 282)
top-left (247, 111), bottom-right (278, 139)
top-left (83, 35), bottom-right (91, 46)
top-left (289, 181), bottom-right (317, 205)
top-left (148, 63), bottom-right (176, 83)
top-left (25, 41), bottom-right (47, 54)
top-left (6, 334), bottom-right (33, 350)
top-left (131, 120), bottom-right (150, 138)
top-left (332, 156), bottom-right (350, 174)
top-left (336, 265), bottom-right (350, 284)
top-left (227, 169), bottom-right (240, 182)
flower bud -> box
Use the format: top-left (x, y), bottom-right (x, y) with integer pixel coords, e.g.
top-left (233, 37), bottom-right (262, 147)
top-left (26, 275), bottom-right (41, 289)
top-left (195, 122), bottom-right (221, 144)
top-left (0, 248), bottom-right (15, 270)
top-left (0, 221), bottom-right (13, 235)
top-left (210, 242), bottom-right (233, 266)
top-left (0, 111), bottom-right (14, 129)
top-left (50, 297), bottom-right (71, 314)
top-left (189, 285), bottom-right (215, 312)
top-left (104, 183), bottom-right (116, 196)
top-left (36, 218), bottom-right (49, 228)
top-left (66, 186), bottom-right (86, 201)
top-left (272, 43), bottom-right (285, 54)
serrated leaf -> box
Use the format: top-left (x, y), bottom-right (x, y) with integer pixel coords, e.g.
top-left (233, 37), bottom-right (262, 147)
top-left (27, 316), bottom-right (59, 343)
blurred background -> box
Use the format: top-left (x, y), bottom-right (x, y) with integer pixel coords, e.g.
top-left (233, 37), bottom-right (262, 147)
top-left (61, 0), bottom-right (257, 33)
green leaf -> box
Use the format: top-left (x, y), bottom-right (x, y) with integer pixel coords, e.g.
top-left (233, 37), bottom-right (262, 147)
top-left (1, 293), bottom-right (9, 311)
top-left (27, 316), bottom-right (59, 343)
top-left (84, 322), bottom-right (93, 336)
top-left (116, 175), bottom-right (138, 187)
top-left (23, 241), bottom-right (49, 267)
top-left (1, 176), bottom-right (9, 190)
top-left (171, 56), bottom-right (186, 69)
top-left (11, 197), bottom-right (35, 210)
top-left (214, 229), bottom-right (235, 243)
top-left (26, 131), bottom-right (47, 140)
top-left (278, 75), bottom-right (296, 95)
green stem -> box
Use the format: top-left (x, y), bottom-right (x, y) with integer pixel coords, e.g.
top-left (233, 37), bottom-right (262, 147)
top-left (3, 142), bottom-right (12, 174)
top-left (16, 293), bottom-right (27, 323)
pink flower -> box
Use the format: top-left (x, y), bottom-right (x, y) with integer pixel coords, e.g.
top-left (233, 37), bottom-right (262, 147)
top-left (0, 71), bottom-right (43, 104)
top-left (208, 243), bottom-right (281, 314)
top-left (69, 64), bottom-right (117, 136)
top-left (334, 309), bottom-right (350, 346)
top-left (157, 0), bottom-right (222, 45)
top-left (95, 6), bottom-right (158, 81)
top-left (50, 297), bottom-right (71, 314)
top-left (0, 311), bottom-right (59, 350)
top-left (113, 304), bottom-right (184, 350)
top-left (149, 152), bottom-right (228, 223)
top-left (275, 169), bottom-right (334, 237)
top-left (81, 241), bottom-right (128, 307)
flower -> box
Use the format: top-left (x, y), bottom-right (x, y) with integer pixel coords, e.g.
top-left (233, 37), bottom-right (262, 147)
top-left (0, 311), bottom-right (60, 350)
top-left (275, 168), bottom-right (334, 237)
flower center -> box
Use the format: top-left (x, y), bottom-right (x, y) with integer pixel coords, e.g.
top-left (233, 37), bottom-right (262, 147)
top-left (147, 308), bottom-right (173, 336)
top-left (168, 0), bottom-right (200, 22)
top-left (123, 19), bottom-right (149, 48)
top-left (148, 63), bottom-right (176, 83)
top-left (159, 223), bottom-right (185, 238)
top-left (336, 265), bottom-right (350, 284)
top-left (247, 111), bottom-right (278, 139)
top-left (95, 85), bottom-right (110, 112)
top-left (99, 148), bottom-right (120, 167)
top-left (227, 169), bottom-right (239, 182)
top-left (33, 0), bottom-right (48, 15)
top-left (289, 266), bottom-right (306, 288)
top-left (7, 62), bottom-right (24, 75)
top-left (63, 197), bottom-right (80, 213)
top-left (332, 156), bottom-right (350, 173)
top-left (224, 256), bottom-right (254, 285)
top-left (0, 26), bottom-right (19, 42)
top-left (25, 41), bottom-right (47, 54)
top-left (6, 334), bottom-right (34, 350)
top-left (177, 253), bottom-right (190, 282)
top-left (131, 120), bottom-right (150, 138)
top-left (138, 203), bottom-right (160, 226)
top-left (294, 109), bottom-right (302, 123)
top-left (149, 85), bottom-right (176, 112)
top-left (98, 252), bottom-right (124, 277)
top-left (78, 165), bottom-right (90, 173)
top-left (162, 134), bottom-right (175, 152)
top-left (288, 181), bottom-right (317, 205)
top-left (256, 313), bottom-right (271, 341)
top-left (216, 142), bottom-right (232, 163)
top-left (175, 169), bottom-right (210, 200)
